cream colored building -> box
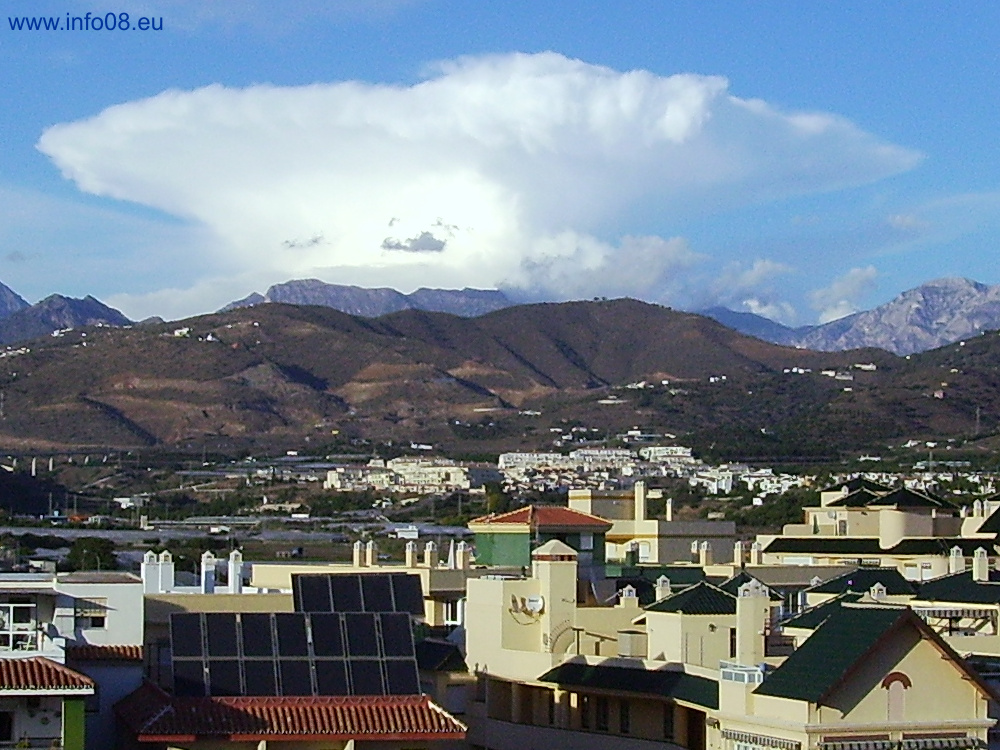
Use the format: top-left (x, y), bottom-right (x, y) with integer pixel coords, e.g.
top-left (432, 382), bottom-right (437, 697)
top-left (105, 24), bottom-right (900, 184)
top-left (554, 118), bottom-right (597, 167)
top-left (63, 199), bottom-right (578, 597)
top-left (462, 539), bottom-right (997, 750)
top-left (569, 481), bottom-right (736, 564)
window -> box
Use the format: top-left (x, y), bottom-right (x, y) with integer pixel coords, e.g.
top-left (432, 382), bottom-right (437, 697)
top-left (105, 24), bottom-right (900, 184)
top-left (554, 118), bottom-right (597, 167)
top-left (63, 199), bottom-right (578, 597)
top-left (596, 697), bottom-right (609, 731)
top-left (729, 627), bottom-right (737, 659)
top-left (663, 704), bottom-right (675, 740)
top-left (0, 599), bottom-right (37, 651)
top-left (579, 533), bottom-right (594, 551)
top-left (580, 695), bottom-right (591, 729)
top-left (619, 699), bottom-right (631, 734)
top-left (548, 691), bottom-right (556, 725)
top-left (75, 598), bottom-right (108, 630)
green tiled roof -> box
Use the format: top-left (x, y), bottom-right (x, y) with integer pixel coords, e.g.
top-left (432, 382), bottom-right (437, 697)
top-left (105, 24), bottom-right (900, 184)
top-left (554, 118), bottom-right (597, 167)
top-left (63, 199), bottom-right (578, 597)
top-left (538, 661), bottom-right (718, 710)
top-left (917, 570), bottom-right (1000, 605)
top-left (780, 592), bottom-right (863, 631)
top-left (718, 570), bottom-right (783, 602)
top-left (874, 487), bottom-right (954, 509)
top-left (765, 537), bottom-right (995, 557)
top-left (819, 477), bottom-right (893, 495)
top-left (976, 504), bottom-right (1000, 534)
top-left (605, 564), bottom-right (706, 585)
top-left (826, 489), bottom-right (885, 507)
top-left (806, 567), bottom-right (916, 596)
top-left (765, 537), bottom-right (883, 554)
top-left (756, 606), bottom-right (907, 703)
top-left (645, 581), bottom-right (736, 615)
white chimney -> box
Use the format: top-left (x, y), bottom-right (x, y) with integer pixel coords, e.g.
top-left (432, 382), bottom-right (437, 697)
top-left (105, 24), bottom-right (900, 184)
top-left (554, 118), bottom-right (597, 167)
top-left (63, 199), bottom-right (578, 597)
top-left (734, 540), bottom-right (746, 565)
top-left (735, 580), bottom-right (769, 666)
top-left (141, 551), bottom-right (159, 594)
top-left (699, 541), bottom-right (714, 566)
top-left (973, 547), bottom-right (989, 582)
top-left (200, 551), bottom-right (216, 594)
top-left (365, 540), bottom-right (377, 567)
top-left (974, 499), bottom-right (984, 517)
top-left (228, 550), bottom-right (243, 594)
top-left (655, 575), bottom-right (672, 601)
top-left (665, 496), bottom-right (674, 522)
top-left (869, 582), bottom-right (887, 601)
top-left (405, 541), bottom-right (418, 568)
top-left (424, 541), bottom-right (438, 568)
top-left (456, 541), bottom-right (472, 569)
top-left (634, 481), bottom-right (647, 521)
top-left (750, 541), bottom-right (763, 566)
top-left (158, 550), bottom-right (175, 593)
top-left (949, 546), bottom-right (966, 575)
top-left (690, 540), bottom-right (700, 563)
top-left (352, 540), bottom-right (364, 567)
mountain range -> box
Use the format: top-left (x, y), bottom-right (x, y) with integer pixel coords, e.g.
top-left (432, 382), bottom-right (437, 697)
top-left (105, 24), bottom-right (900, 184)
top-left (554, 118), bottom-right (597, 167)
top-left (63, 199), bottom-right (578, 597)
top-left (0, 297), bottom-right (994, 460)
top-left (702, 277), bottom-right (1000, 355)
top-left (221, 279), bottom-right (514, 318)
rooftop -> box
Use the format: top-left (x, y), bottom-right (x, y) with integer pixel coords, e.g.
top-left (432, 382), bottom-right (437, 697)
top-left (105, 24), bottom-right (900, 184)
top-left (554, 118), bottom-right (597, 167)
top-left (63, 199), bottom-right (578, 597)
top-left (0, 657), bottom-right (94, 693)
top-left (469, 505), bottom-right (612, 530)
top-left (645, 581), bottom-right (736, 615)
top-left (117, 684), bottom-right (466, 742)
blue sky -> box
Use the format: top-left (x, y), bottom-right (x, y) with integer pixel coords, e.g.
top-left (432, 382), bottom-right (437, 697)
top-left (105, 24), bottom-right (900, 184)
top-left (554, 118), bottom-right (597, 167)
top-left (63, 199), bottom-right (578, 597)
top-left (4, 0), bottom-right (1000, 323)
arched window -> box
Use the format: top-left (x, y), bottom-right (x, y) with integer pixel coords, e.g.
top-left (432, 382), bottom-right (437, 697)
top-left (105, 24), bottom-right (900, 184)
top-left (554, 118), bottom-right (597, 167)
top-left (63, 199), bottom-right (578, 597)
top-left (882, 672), bottom-right (911, 721)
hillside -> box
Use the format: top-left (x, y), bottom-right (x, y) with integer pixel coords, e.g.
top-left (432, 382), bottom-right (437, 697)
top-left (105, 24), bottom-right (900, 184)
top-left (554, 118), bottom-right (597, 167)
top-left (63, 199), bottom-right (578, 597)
top-left (0, 298), bottom-right (991, 459)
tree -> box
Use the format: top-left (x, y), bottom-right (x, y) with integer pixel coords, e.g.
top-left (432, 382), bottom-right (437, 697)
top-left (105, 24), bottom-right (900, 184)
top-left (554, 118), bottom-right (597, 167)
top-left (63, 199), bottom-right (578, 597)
top-left (66, 537), bottom-right (118, 571)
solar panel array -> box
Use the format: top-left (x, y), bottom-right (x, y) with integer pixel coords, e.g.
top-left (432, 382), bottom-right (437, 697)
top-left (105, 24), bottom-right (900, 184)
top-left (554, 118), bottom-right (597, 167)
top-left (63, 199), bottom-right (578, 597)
top-left (170, 572), bottom-right (426, 698)
top-left (291, 572), bottom-right (425, 616)
top-left (170, 611), bottom-right (420, 697)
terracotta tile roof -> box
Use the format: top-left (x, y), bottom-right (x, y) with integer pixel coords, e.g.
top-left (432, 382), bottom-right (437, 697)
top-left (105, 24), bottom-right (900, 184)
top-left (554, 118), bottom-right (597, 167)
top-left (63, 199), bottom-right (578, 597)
top-left (117, 685), bottom-right (466, 742)
top-left (470, 505), bottom-right (611, 530)
top-left (0, 657), bottom-right (94, 692)
top-left (66, 644), bottom-right (144, 662)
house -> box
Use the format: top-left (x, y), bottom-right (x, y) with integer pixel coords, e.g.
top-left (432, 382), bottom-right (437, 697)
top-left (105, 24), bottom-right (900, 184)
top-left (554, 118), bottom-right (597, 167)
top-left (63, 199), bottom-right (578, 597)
top-left (461, 539), bottom-right (997, 750)
top-left (568, 481), bottom-right (736, 564)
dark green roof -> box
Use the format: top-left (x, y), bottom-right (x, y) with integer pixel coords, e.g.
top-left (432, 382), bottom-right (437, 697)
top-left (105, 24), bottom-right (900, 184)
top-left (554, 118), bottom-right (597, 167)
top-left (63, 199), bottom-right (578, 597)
top-left (819, 477), bottom-right (893, 495)
top-left (765, 537), bottom-right (995, 557)
top-left (874, 487), bottom-right (953, 509)
top-left (765, 537), bottom-right (882, 554)
top-left (605, 564), bottom-right (706, 585)
top-left (415, 639), bottom-right (467, 672)
top-left (538, 661), bottom-right (718, 710)
top-left (976, 504), bottom-right (1000, 534)
top-left (826, 488), bottom-right (885, 507)
top-left (756, 606), bottom-right (907, 703)
top-left (806, 567), bottom-right (916, 596)
top-left (646, 581), bottom-right (736, 615)
top-left (718, 570), bottom-right (783, 602)
top-left (917, 570), bottom-right (1000, 605)
top-left (780, 592), bottom-right (863, 631)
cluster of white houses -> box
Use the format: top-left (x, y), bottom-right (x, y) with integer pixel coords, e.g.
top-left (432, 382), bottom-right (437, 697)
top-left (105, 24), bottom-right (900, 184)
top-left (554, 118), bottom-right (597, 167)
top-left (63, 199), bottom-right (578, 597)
top-left (5, 476), bottom-right (1000, 748)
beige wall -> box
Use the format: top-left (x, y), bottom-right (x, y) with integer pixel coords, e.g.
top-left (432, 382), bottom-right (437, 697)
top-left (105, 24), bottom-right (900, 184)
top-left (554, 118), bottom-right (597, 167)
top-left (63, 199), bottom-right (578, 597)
top-left (647, 612), bottom-right (735, 668)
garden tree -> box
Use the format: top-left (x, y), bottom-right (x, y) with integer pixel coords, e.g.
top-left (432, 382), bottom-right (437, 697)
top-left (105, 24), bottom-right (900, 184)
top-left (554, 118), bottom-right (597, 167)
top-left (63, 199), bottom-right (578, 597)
top-left (66, 537), bottom-right (118, 571)
top-left (484, 482), bottom-right (511, 514)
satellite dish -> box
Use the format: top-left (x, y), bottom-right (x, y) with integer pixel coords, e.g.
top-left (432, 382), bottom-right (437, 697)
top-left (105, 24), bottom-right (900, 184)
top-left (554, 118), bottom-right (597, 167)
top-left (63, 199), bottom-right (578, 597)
top-left (526, 595), bottom-right (545, 614)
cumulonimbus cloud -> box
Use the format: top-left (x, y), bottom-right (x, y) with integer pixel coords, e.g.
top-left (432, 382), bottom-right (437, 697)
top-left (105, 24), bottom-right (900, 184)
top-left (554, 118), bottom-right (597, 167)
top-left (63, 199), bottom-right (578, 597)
top-left (37, 52), bottom-right (920, 312)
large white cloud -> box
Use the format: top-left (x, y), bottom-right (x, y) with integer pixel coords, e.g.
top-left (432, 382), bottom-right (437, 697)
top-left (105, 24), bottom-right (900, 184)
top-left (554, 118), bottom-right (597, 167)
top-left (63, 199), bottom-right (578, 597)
top-left (810, 266), bottom-right (879, 323)
top-left (37, 52), bottom-right (920, 315)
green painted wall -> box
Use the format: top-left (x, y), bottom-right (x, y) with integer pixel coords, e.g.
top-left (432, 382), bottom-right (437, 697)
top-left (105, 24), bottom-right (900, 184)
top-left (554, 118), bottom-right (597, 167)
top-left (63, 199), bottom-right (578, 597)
top-left (474, 532), bottom-right (531, 566)
top-left (62, 697), bottom-right (85, 750)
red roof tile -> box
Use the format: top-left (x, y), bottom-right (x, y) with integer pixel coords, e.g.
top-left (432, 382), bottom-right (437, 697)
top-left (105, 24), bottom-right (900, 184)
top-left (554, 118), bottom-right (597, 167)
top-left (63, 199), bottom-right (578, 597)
top-left (116, 686), bottom-right (466, 742)
top-left (0, 657), bottom-right (94, 692)
top-left (470, 504), bottom-right (611, 529)
top-left (66, 644), bottom-right (144, 662)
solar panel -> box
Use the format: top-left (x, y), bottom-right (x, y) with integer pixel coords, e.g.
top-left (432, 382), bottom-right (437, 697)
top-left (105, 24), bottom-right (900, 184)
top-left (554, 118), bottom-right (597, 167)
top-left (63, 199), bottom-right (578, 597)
top-left (314, 658), bottom-right (350, 695)
top-left (391, 573), bottom-right (425, 616)
top-left (345, 613), bottom-right (379, 656)
top-left (173, 659), bottom-right (207, 697)
top-left (279, 659), bottom-right (313, 696)
top-left (379, 613), bottom-right (415, 657)
top-left (240, 613), bottom-right (274, 657)
top-left (330, 575), bottom-right (363, 612)
top-left (205, 613), bottom-right (239, 657)
top-left (275, 613), bottom-right (309, 657)
top-left (349, 659), bottom-right (385, 695)
top-left (170, 609), bottom-right (425, 699)
top-left (243, 659), bottom-right (278, 696)
top-left (361, 574), bottom-right (393, 612)
top-left (170, 613), bottom-right (204, 658)
top-left (310, 613), bottom-right (344, 657)
top-left (295, 574), bottom-right (332, 612)
top-left (208, 659), bottom-right (242, 696)
top-left (385, 659), bottom-right (420, 695)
